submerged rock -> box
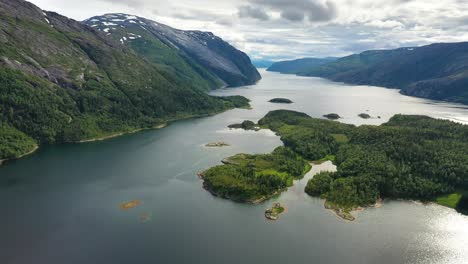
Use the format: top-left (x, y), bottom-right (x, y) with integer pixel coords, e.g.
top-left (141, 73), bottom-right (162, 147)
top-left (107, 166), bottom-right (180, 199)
top-left (120, 200), bottom-right (141, 210)
top-left (206, 142), bottom-right (230, 147)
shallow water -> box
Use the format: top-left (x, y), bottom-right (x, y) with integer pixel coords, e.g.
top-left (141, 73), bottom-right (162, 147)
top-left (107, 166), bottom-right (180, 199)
top-left (1, 70), bottom-right (467, 264)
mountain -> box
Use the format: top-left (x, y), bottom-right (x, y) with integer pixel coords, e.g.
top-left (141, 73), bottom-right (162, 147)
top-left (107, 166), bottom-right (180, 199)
top-left (299, 43), bottom-right (468, 104)
top-left (252, 59), bottom-right (274, 68)
top-left (0, 0), bottom-right (251, 161)
top-left (83, 14), bottom-right (261, 88)
top-left (267, 57), bottom-right (338, 74)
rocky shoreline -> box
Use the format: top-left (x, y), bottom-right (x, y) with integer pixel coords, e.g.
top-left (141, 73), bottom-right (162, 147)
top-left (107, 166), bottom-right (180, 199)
top-left (265, 203), bottom-right (286, 220)
top-left (325, 199), bottom-right (383, 222)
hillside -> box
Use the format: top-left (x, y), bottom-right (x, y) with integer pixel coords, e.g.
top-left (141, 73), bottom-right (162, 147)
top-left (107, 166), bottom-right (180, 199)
top-left (0, 0), bottom-right (251, 161)
top-left (83, 14), bottom-right (261, 88)
top-left (267, 57), bottom-right (338, 74)
top-left (299, 43), bottom-right (468, 104)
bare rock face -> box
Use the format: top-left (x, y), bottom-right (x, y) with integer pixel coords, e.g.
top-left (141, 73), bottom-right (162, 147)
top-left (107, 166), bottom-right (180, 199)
top-left (83, 14), bottom-right (261, 88)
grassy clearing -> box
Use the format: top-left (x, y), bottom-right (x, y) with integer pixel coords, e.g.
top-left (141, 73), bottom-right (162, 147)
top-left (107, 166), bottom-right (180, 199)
top-left (436, 192), bottom-right (462, 208)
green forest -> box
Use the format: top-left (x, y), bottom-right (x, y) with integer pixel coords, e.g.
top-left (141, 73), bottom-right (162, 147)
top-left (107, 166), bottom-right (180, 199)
top-left (0, 67), bottom-right (249, 160)
top-left (201, 147), bottom-right (311, 203)
top-left (257, 110), bottom-right (468, 215)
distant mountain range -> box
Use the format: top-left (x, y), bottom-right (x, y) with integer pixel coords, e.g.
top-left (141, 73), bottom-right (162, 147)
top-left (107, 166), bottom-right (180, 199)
top-left (252, 59), bottom-right (275, 68)
top-left (0, 0), bottom-right (258, 160)
top-left (268, 43), bottom-right (468, 104)
top-left (267, 57), bottom-right (338, 74)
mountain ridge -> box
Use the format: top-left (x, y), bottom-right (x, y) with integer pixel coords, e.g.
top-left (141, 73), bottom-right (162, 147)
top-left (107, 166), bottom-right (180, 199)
top-left (267, 57), bottom-right (338, 74)
top-left (269, 43), bottom-right (468, 104)
top-left (83, 13), bottom-right (261, 88)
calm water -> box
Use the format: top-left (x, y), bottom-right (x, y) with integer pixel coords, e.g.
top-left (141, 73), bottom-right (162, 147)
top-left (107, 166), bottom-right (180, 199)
top-left (1, 70), bottom-right (468, 264)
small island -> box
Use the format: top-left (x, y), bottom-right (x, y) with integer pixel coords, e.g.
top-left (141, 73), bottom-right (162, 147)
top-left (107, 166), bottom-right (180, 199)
top-left (265, 203), bottom-right (285, 220)
top-left (205, 142), bottom-right (230, 147)
top-left (269, 98), bottom-right (293, 104)
top-left (200, 147), bottom-right (311, 204)
top-left (358, 113), bottom-right (371, 119)
top-left (228, 120), bottom-right (259, 131)
top-left (323, 113), bottom-right (341, 120)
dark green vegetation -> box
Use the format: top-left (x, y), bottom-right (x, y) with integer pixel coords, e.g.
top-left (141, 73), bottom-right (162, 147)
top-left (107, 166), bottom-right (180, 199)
top-left (358, 113), bottom-right (371, 119)
top-left (267, 57), bottom-right (338, 74)
top-left (201, 147), bottom-right (311, 203)
top-left (457, 195), bottom-right (468, 214)
top-left (323, 113), bottom-right (341, 120)
top-left (259, 110), bottom-right (468, 215)
top-left (228, 120), bottom-right (257, 130)
top-left (269, 98), bottom-right (293, 104)
top-left (83, 14), bottom-right (261, 88)
top-left (0, 0), bottom-right (253, 160)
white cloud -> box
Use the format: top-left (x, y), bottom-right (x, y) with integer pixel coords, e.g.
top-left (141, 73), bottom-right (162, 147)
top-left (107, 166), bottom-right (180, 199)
top-left (27, 0), bottom-right (468, 60)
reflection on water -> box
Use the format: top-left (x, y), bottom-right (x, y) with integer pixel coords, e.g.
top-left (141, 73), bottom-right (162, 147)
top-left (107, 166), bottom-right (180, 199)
top-left (1, 70), bottom-right (467, 264)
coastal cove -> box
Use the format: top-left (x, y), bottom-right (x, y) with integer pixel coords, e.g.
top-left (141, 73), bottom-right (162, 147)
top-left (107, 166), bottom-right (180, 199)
top-left (1, 70), bottom-right (468, 264)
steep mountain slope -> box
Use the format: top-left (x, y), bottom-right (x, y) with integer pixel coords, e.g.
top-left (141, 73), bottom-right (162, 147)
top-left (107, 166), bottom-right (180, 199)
top-left (0, 0), bottom-right (250, 161)
top-left (83, 14), bottom-right (261, 88)
top-left (299, 43), bottom-right (468, 104)
top-left (267, 57), bottom-right (338, 74)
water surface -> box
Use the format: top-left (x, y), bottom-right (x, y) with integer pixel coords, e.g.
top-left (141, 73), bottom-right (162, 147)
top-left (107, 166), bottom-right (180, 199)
top-left (1, 70), bottom-right (467, 264)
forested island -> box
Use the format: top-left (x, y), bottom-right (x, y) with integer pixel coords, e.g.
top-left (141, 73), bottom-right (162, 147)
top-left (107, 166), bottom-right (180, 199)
top-left (201, 109), bottom-right (468, 218)
top-left (200, 147), bottom-right (311, 203)
top-left (269, 98), bottom-right (293, 104)
top-left (323, 113), bottom-right (341, 120)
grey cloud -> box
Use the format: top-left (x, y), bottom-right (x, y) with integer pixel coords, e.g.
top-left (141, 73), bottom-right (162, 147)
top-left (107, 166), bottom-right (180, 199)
top-left (281, 9), bottom-right (304, 21)
top-left (238, 5), bottom-right (270, 20)
top-left (246, 0), bottom-right (337, 22)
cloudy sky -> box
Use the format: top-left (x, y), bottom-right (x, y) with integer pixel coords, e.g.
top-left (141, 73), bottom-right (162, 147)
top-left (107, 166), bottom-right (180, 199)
top-left (29, 0), bottom-right (468, 61)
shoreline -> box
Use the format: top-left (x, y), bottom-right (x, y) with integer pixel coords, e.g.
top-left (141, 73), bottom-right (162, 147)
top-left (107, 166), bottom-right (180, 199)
top-left (78, 106), bottom-right (249, 143)
top-left (78, 124), bottom-right (168, 143)
top-left (1, 104), bottom-right (248, 166)
top-left (0, 145), bottom-right (39, 166)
